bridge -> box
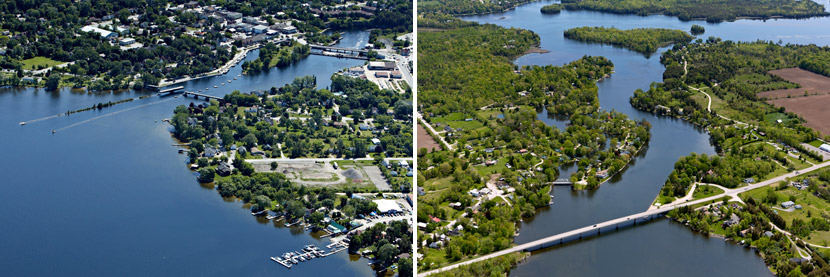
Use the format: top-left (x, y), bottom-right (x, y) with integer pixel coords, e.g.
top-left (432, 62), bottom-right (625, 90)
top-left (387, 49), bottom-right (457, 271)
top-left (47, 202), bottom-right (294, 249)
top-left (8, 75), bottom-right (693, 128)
top-left (309, 44), bottom-right (369, 60)
top-left (182, 91), bottom-right (223, 101)
top-left (418, 160), bottom-right (830, 276)
top-left (551, 178), bottom-right (573, 185)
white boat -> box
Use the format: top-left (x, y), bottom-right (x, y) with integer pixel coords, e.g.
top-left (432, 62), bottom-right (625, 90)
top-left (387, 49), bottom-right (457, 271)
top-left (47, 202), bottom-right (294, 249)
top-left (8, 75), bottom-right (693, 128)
top-left (214, 85), bottom-right (218, 88)
top-left (19, 122), bottom-right (25, 125)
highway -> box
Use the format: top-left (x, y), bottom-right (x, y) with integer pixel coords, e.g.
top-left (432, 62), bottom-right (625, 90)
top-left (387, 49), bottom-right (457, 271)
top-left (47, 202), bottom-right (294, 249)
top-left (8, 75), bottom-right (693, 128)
top-left (419, 160), bottom-right (830, 276)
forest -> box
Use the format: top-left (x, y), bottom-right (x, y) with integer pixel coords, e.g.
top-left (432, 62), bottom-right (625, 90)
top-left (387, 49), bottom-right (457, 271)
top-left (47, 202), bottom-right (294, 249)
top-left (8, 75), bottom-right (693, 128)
top-left (563, 26), bottom-right (693, 55)
top-left (559, 0), bottom-right (829, 22)
top-left (418, 0), bottom-right (535, 15)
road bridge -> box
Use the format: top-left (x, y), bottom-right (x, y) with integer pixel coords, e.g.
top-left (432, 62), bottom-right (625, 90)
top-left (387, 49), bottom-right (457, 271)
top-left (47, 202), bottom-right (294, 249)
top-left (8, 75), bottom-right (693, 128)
top-left (419, 160), bottom-right (830, 276)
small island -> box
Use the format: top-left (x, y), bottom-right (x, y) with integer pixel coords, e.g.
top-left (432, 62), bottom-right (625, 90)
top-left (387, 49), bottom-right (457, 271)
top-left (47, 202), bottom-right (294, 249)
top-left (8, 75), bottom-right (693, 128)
top-left (556, 0), bottom-right (829, 22)
top-left (540, 4), bottom-right (562, 14)
top-left (563, 26), bottom-right (693, 55)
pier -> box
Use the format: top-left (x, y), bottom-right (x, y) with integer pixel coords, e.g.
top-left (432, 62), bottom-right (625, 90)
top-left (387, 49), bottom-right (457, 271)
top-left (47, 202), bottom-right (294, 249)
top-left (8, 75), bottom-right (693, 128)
top-left (270, 244), bottom-right (346, 269)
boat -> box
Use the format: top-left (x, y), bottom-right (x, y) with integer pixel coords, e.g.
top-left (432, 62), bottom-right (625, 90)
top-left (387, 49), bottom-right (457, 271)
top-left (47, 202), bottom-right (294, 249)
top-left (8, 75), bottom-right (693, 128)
top-left (19, 122), bottom-right (25, 125)
top-left (51, 130), bottom-right (56, 133)
top-left (174, 96), bottom-right (179, 98)
top-left (221, 83), bottom-right (225, 85)
top-left (233, 77), bottom-right (238, 80)
top-left (214, 85), bottom-right (218, 88)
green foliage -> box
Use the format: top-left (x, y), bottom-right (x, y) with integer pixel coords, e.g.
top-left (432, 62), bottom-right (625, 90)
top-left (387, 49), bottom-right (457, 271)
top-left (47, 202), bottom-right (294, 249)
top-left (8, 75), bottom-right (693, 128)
top-left (690, 24), bottom-right (705, 36)
top-left (563, 27), bottom-right (693, 55)
top-left (540, 4), bottom-right (562, 14)
top-left (419, 0), bottom-right (536, 15)
top-left (560, 0), bottom-right (828, 22)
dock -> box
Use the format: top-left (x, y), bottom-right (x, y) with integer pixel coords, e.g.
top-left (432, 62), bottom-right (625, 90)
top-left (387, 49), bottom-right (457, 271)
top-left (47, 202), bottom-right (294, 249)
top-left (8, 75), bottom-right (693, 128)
top-left (271, 244), bottom-right (339, 269)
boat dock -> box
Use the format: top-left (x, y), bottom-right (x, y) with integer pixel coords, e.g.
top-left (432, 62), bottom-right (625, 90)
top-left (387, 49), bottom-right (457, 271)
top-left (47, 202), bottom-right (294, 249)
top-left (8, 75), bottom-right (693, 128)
top-left (270, 244), bottom-right (339, 269)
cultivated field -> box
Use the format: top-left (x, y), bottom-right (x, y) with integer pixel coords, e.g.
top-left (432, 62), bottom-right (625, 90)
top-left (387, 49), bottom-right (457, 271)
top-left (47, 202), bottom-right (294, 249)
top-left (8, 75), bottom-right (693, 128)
top-left (759, 68), bottom-right (830, 99)
top-left (769, 93), bottom-right (830, 135)
top-left (417, 123), bottom-right (441, 152)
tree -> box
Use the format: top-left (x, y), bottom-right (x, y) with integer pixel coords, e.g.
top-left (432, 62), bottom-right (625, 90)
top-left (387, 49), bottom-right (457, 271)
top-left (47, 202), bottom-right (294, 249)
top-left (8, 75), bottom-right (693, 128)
top-left (46, 74), bottom-right (60, 91)
top-left (376, 243), bottom-right (398, 267)
top-left (270, 161), bottom-right (278, 170)
top-left (397, 258), bottom-right (412, 275)
top-left (253, 195), bottom-right (271, 211)
top-left (197, 167), bottom-right (215, 183)
top-left (309, 211), bottom-right (325, 227)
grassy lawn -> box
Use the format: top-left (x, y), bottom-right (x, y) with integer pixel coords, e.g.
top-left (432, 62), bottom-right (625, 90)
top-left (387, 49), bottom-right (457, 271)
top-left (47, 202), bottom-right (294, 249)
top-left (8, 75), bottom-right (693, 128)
top-left (432, 112), bottom-right (466, 123)
top-left (808, 140), bottom-right (825, 148)
top-left (692, 184), bottom-right (725, 200)
top-left (653, 195), bottom-right (676, 206)
top-left (740, 187), bottom-right (830, 245)
top-left (764, 113), bottom-right (798, 125)
top-left (21, 56), bottom-right (62, 70)
top-left (446, 120), bottom-right (484, 130)
top-left (786, 155), bottom-right (812, 170)
top-left (424, 176), bottom-right (453, 191)
top-left (421, 247), bottom-right (450, 270)
top-left (475, 158), bottom-right (507, 176)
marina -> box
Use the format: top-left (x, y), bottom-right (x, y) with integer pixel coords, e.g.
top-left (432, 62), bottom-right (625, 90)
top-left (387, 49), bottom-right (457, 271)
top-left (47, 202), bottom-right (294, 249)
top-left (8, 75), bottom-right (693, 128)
top-left (269, 243), bottom-right (348, 269)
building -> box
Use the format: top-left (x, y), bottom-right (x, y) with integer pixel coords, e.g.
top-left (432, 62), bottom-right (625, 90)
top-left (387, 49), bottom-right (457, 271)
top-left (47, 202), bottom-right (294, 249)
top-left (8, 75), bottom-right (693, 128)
top-left (390, 70), bottom-right (402, 79)
top-left (223, 11), bottom-right (243, 20)
top-left (119, 37), bottom-right (136, 46)
top-left (375, 71), bottom-right (389, 78)
top-left (368, 61), bottom-right (395, 70)
top-left (216, 162), bottom-right (231, 176)
top-left (252, 25), bottom-right (269, 34)
top-left (81, 26), bottom-right (118, 39)
top-left (327, 221), bottom-right (348, 234)
top-left (781, 201), bottom-right (795, 208)
top-left (373, 199), bottom-right (403, 214)
top-left (821, 144), bottom-right (830, 153)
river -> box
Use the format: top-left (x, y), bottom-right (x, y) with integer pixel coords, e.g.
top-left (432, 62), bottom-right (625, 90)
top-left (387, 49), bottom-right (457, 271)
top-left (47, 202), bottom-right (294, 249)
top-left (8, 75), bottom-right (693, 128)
top-left (0, 31), bottom-right (376, 276)
top-left (461, 2), bottom-right (830, 276)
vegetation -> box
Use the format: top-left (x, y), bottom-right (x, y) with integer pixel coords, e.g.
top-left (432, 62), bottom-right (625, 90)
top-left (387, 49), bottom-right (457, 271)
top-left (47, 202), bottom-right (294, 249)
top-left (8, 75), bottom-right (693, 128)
top-left (241, 41), bottom-right (310, 74)
top-left (419, 0), bottom-right (536, 15)
top-left (690, 24), bottom-right (705, 35)
top-left (559, 0), bottom-right (829, 22)
top-left (430, 252), bottom-right (529, 277)
top-left (540, 4), bottom-right (562, 14)
top-left (170, 76), bottom-right (412, 161)
top-left (347, 220), bottom-right (413, 271)
top-left (417, 20), bottom-right (651, 271)
top-left (563, 27), bottom-right (693, 55)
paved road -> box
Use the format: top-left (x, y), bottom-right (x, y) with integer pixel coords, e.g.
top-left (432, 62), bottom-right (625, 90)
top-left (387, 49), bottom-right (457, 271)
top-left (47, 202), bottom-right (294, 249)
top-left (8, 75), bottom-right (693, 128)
top-left (420, 160), bottom-right (830, 276)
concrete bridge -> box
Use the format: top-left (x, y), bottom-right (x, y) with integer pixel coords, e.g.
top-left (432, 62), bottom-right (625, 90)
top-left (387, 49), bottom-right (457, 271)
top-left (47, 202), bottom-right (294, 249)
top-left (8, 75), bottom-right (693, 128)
top-left (309, 45), bottom-right (369, 60)
top-left (418, 160), bottom-right (830, 276)
top-left (551, 178), bottom-right (573, 185)
top-left (182, 91), bottom-right (223, 101)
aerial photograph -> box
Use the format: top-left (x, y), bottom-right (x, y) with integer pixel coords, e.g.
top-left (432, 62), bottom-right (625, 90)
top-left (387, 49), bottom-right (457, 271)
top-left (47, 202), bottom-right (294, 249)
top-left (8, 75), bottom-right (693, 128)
top-left (0, 0), bottom-right (413, 276)
top-left (415, 0), bottom-right (830, 276)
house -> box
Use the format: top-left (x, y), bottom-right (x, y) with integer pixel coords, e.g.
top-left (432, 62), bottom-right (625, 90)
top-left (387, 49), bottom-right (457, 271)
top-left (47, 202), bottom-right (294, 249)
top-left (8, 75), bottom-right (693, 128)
top-left (764, 231), bottom-right (774, 237)
top-left (417, 187), bottom-right (425, 196)
top-left (204, 147), bottom-right (218, 158)
top-left (243, 16), bottom-right (259, 24)
top-left (327, 221), bottom-right (348, 234)
top-left (781, 201), bottom-right (795, 209)
top-left (390, 70), bottom-right (402, 79)
top-left (375, 71), bottom-right (389, 78)
top-left (794, 204), bottom-right (802, 210)
top-left (359, 124), bottom-right (370, 131)
top-left (485, 160), bottom-right (497, 166)
top-left (479, 188), bottom-right (491, 195)
top-left (744, 178), bottom-right (755, 184)
top-left (368, 61), bottom-right (395, 70)
top-left (223, 11), bottom-right (243, 20)
top-left (216, 162), bottom-right (231, 176)
top-left (596, 169), bottom-right (609, 178)
top-left (722, 213), bottom-right (740, 227)
top-left (469, 189), bottom-right (479, 197)
top-left (417, 222), bottom-right (428, 230)
top-left (371, 138), bottom-right (381, 145)
top-left (398, 160), bottom-right (409, 168)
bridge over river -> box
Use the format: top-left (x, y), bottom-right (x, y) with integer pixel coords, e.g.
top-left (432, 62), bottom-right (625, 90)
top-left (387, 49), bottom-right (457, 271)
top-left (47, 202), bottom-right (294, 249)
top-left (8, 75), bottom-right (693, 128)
top-left (419, 161), bottom-right (830, 276)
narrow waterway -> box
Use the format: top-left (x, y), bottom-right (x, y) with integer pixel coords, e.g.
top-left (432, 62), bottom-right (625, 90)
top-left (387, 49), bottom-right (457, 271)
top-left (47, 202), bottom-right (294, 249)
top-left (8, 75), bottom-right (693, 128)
top-left (0, 31), bottom-right (375, 276)
top-left (462, 2), bottom-right (830, 275)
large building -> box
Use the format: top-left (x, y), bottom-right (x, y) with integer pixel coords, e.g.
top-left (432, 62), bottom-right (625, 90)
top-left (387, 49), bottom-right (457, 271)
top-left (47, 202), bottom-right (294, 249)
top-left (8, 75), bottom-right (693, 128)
top-left (368, 61), bottom-right (395, 70)
top-left (81, 26), bottom-right (118, 39)
top-left (820, 144), bottom-right (830, 153)
top-left (373, 199), bottom-right (403, 214)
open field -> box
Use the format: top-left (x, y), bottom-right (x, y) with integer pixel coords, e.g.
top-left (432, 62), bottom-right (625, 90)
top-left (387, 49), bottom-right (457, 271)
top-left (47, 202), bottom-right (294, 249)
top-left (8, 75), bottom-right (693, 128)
top-left (759, 68), bottom-right (830, 99)
top-left (769, 93), bottom-right (830, 135)
top-left (249, 160), bottom-right (389, 190)
top-left (21, 57), bottom-right (62, 70)
top-left (417, 123), bottom-right (441, 152)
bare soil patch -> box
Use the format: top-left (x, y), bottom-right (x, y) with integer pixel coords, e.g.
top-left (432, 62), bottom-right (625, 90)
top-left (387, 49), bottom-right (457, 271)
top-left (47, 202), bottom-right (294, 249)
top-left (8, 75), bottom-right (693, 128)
top-left (769, 93), bottom-right (830, 135)
top-left (417, 124), bottom-right (440, 152)
top-left (759, 68), bottom-right (830, 99)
